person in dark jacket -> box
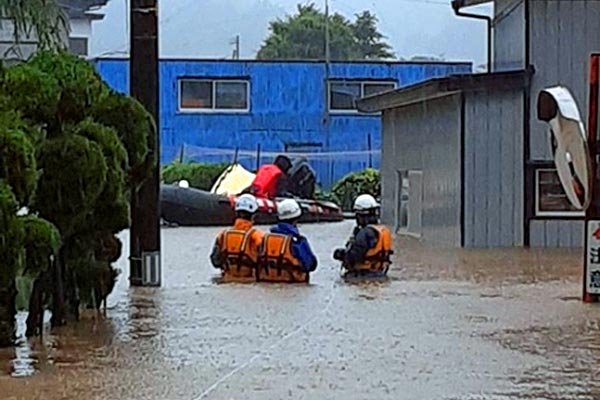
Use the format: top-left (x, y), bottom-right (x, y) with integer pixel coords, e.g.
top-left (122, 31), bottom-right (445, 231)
top-left (270, 201), bottom-right (317, 272)
top-left (333, 194), bottom-right (393, 276)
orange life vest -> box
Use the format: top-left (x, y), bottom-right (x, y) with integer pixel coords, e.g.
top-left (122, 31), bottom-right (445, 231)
top-left (217, 220), bottom-right (263, 281)
top-left (354, 225), bottom-right (393, 274)
top-left (251, 164), bottom-right (283, 198)
top-left (258, 233), bottom-right (309, 283)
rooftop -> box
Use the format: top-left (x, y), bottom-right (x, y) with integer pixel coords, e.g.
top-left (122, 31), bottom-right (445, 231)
top-left (356, 68), bottom-right (533, 113)
top-left (94, 56), bottom-right (472, 66)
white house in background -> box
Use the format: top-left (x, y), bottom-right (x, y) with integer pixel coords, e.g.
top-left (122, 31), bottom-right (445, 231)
top-left (0, 0), bottom-right (109, 61)
top-left (63, 0), bottom-right (110, 57)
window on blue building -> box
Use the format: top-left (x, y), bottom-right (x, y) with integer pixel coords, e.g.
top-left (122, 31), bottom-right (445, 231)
top-left (330, 82), bottom-right (361, 110)
top-left (179, 79), bottom-right (249, 112)
top-left (180, 80), bottom-right (213, 109)
top-left (364, 82), bottom-right (396, 97)
top-left (329, 80), bottom-right (396, 112)
top-left (215, 81), bottom-right (248, 110)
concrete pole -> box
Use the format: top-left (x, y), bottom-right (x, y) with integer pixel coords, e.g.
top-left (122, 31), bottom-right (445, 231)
top-left (235, 35), bottom-right (240, 59)
top-left (325, 0), bottom-right (330, 63)
top-left (129, 0), bottom-right (161, 286)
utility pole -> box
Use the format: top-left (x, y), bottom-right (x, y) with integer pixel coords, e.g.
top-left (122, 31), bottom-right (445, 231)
top-left (324, 0), bottom-right (330, 64)
top-left (323, 0), bottom-right (331, 100)
top-left (231, 35), bottom-right (240, 59)
top-left (129, 0), bottom-right (161, 286)
top-left (235, 35), bottom-right (240, 59)
top-left (324, 0), bottom-right (333, 190)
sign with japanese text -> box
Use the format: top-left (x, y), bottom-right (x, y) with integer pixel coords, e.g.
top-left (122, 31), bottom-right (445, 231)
top-left (586, 220), bottom-right (600, 294)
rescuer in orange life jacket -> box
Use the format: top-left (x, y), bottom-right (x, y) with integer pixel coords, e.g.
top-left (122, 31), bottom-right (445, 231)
top-left (210, 194), bottom-right (264, 281)
top-left (258, 199), bottom-right (318, 283)
top-left (333, 194), bottom-right (393, 277)
top-left (249, 155), bottom-right (292, 198)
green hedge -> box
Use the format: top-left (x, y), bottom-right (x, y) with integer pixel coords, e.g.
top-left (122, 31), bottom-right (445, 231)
top-left (161, 162), bottom-right (228, 190)
top-left (330, 168), bottom-right (380, 211)
top-left (0, 51), bottom-right (157, 344)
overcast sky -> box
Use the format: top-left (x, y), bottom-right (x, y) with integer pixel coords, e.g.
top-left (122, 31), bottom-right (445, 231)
top-left (91, 0), bottom-right (491, 67)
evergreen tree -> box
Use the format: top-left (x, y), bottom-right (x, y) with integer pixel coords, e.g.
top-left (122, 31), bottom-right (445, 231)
top-left (257, 3), bottom-right (393, 60)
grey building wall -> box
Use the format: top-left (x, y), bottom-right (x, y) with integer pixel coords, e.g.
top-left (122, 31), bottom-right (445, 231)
top-left (530, 220), bottom-right (583, 248)
top-left (463, 88), bottom-right (524, 247)
top-left (529, 0), bottom-right (600, 160)
top-left (381, 110), bottom-right (396, 226)
top-left (381, 96), bottom-right (462, 246)
top-left (375, 0), bottom-right (599, 249)
top-left (493, 0), bottom-right (525, 71)
top-left (526, 0), bottom-right (596, 247)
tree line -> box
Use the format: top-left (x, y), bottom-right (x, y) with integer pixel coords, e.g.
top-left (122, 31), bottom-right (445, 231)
top-left (257, 4), bottom-right (394, 61)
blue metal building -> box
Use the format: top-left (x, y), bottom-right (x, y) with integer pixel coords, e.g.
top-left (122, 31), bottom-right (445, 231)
top-left (95, 58), bottom-right (471, 188)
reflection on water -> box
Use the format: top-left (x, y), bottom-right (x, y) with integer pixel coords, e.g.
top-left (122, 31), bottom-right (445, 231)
top-left (10, 313), bottom-right (38, 378)
top-left (3, 308), bottom-right (119, 378)
top-left (0, 222), bottom-right (599, 400)
top-left (125, 289), bottom-right (162, 341)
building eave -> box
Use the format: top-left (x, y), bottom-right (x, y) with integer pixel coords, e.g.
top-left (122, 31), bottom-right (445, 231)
top-left (62, 0), bottom-right (109, 18)
top-left (453, 0), bottom-right (493, 8)
top-left (92, 56), bottom-right (473, 67)
top-left (83, 10), bottom-right (105, 21)
top-left (356, 68), bottom-right (534, 113)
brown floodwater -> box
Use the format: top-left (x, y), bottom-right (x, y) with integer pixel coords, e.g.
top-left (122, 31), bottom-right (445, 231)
top-left (1, 220), bottom-right (599, 399)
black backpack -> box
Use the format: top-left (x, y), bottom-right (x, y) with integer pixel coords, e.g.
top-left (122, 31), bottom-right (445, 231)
top-left (287, 158), bottom-right (316, 199)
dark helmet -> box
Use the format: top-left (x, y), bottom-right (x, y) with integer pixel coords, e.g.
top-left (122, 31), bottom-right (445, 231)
top-left (274, 155), bottom-right (292, 174)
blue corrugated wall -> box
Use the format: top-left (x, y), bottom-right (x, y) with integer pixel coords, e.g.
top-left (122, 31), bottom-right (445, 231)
top-left (95, 59), bottom-right (471, 188)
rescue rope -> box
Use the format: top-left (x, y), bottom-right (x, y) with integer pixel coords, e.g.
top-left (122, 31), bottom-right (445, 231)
top-left (191, 281), bottom-right (338, 400)
top-left (168, 144), bottom-right (381, 162)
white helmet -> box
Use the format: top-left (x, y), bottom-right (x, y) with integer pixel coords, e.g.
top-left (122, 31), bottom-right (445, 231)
top-left (277, 199), bottom-right (302, 221)
top-left (353, 194), bottom-right (379, 213)
top-left (235, 194), bottom-right (259, 213)
top-left (177, 179), bottom-right (190, 188)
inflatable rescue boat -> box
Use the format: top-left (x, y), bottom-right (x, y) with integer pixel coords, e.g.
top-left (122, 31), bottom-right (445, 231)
top-left (160, 161), bottom-right (344, 226)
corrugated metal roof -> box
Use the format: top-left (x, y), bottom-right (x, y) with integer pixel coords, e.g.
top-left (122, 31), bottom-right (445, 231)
top-left (356, 68), bottom-right (533, 112)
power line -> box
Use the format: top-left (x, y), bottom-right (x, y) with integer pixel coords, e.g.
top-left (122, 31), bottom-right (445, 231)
top-left (395, 0), bottom-right (449, 5)
top-left (334, 0), bottom-right (450, 8)
top-left (330, 0), bottom-right (450, 14)
top-left (160, 0), bottom-right (199, 25)
top-left (94, 12), bottom-right (250, 58)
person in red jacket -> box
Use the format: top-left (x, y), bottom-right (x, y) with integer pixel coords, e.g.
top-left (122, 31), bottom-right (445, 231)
top-left (250, 155), bottom-right (292, 198)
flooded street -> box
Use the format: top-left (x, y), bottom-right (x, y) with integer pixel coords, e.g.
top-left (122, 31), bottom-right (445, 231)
top-left (1, 220), bottom-right (600, 399)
